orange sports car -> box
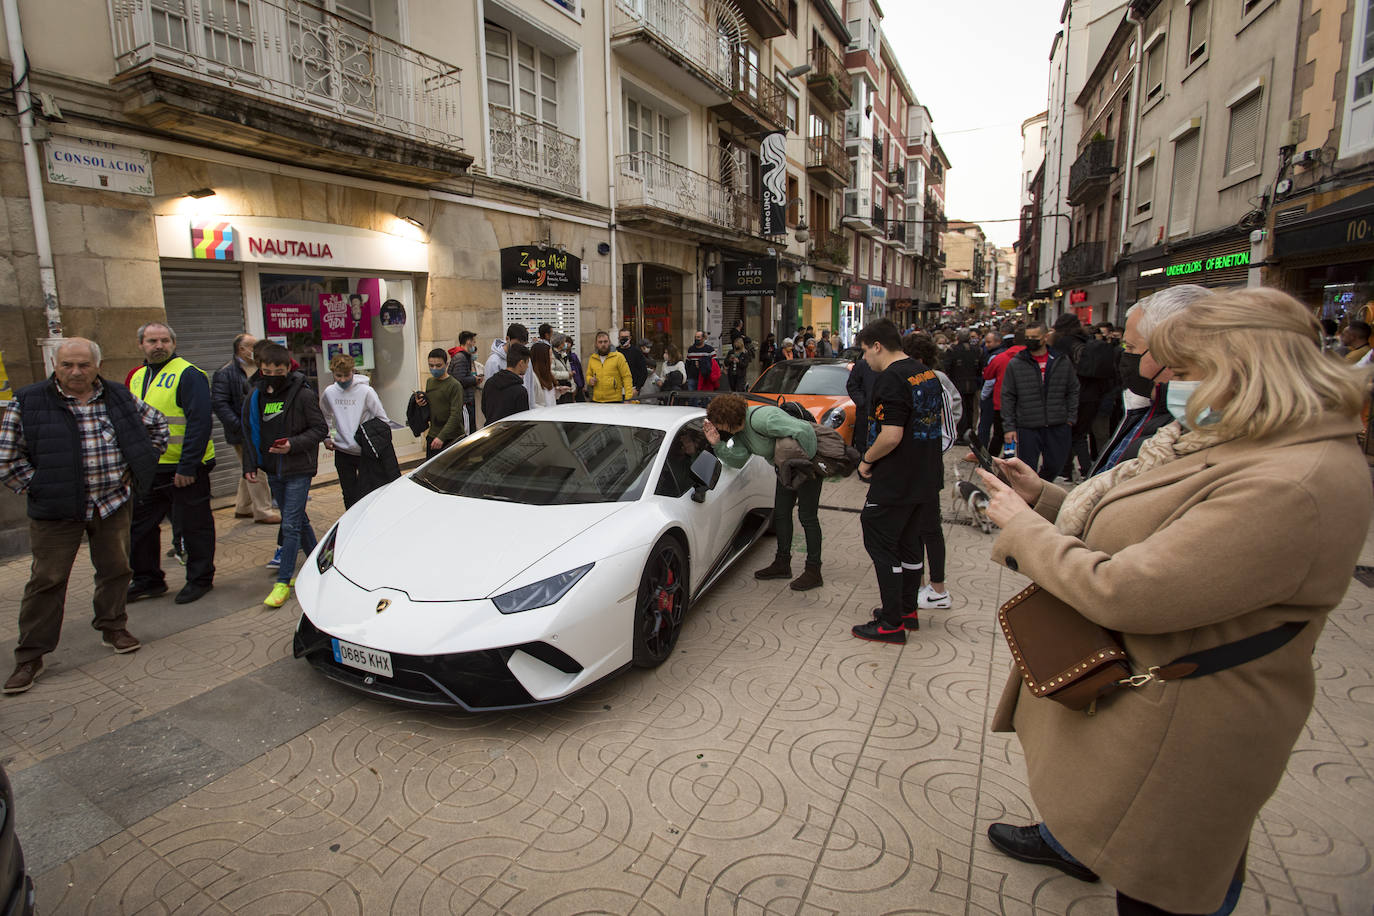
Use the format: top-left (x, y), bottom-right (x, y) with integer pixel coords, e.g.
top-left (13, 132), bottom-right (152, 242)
top-left (749, 357), bottom-right (858, 446)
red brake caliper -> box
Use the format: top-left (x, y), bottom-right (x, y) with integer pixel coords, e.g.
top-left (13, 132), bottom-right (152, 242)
top-left (656, 568), bottom-right (675, 623)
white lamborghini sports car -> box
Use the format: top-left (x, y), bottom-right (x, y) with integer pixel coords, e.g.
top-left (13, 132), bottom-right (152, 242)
top-left (293, 404), bottom-right (776, 710)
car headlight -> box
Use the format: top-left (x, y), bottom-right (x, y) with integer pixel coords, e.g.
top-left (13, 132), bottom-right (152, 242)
top-left (821, 406), bottom-right (846, 429)
top-left (315, 525), bottom-right (339, 574)
top-left (492, 563), bottom-right (594, 614)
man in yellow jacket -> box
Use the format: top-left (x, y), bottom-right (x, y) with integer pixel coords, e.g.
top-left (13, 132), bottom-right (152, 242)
top-left (585, 331), bottom-right (635, 402)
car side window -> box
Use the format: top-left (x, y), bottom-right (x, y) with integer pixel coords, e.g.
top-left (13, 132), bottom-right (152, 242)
top-left (655, 419), bottom-right (712, 498)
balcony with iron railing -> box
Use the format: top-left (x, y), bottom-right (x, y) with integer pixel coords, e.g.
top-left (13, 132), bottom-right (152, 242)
top-left (807, 43), bottom-right (851, 111)
top-left (733, 0), bottom-right (788, 38)
top-left (1060, 240), bottom-right (1108, 282)
top-left (109, 0), bottom-right (468, 182)
top-left (616, 152), bottom-right (750, 237)
top-left (805, 135), bottom-right (850, 188)
top-left (488, 106), bottom-right (581, 197)
top-left (611, 0), bottom-right (732, 105)
top-left (888, 166), bottom-right (905, 188)
top-left (713, 49), bottom-right (787, 131)
top-left (809, 227), bottom-right (849, 268)
top-left (873, 136), bottom-right (884, 161)
top-left (1067, 138), bottom-right (1115, 206)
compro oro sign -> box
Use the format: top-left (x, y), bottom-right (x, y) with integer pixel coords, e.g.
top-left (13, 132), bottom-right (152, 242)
top-left (46, 136), bottom-right (153, 196)
top-left (154, 215), bottom-right (428, 272)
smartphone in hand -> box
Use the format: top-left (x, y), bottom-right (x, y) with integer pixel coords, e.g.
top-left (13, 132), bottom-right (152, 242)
top-left (967, 431), bottom-right (1009, 483)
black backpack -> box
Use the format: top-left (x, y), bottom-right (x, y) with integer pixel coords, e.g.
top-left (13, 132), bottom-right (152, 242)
top-left (1076, 338), bottom-right (1118, 380)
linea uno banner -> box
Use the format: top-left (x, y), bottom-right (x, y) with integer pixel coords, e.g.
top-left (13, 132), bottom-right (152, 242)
top-left (759, 131), bottom-right (787, 237)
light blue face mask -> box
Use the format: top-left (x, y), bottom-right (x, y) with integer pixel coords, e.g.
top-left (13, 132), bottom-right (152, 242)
top-left (1164, 380), bottom-right (1219, 428)
top-left (337, 378), bottom-right (351, 389)
top-left (430, 368), bottom-right (445, 378)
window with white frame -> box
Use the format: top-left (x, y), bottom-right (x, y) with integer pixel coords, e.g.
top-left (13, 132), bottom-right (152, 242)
top-left (1342, 0), bottom-right (1374, 156)
top-left (1224, 87), bottom-right (1262, 175)
top-left (1145, 34), bottom-right (1166, 102)
top-left (625, 97), bottom-right (672, 160)
top-left (776, 70), bottom-right (798, 133)
top-left (1169, 126), bottom-right (1201, 237)
top-left (486, 24), bottom-right (557, 126)
top-left (1135, 155), bottom-right (1155, 218)
top-left (1186, 0), bottom-right (1209, 66)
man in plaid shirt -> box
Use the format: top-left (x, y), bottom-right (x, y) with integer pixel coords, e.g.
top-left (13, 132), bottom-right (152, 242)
top-left (0, 338), bottom-right (168, 695)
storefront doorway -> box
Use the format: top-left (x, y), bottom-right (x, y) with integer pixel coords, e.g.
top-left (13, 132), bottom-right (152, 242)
top-left (624, 265), bottom-right (683, 357)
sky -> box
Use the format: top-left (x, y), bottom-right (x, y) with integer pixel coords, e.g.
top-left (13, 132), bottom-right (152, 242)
top-left (881, 0), bottom-right (1066, 248)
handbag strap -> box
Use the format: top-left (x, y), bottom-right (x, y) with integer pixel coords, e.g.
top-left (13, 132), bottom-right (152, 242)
top-left (1121, 621), bottom-right (1307, 687)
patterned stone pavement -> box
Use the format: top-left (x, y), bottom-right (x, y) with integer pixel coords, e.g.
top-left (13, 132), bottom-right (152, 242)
top-left (2, 454), bottom-right (1373, 915)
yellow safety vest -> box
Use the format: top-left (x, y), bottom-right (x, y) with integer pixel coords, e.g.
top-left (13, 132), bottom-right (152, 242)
top-left (130, 357), bottom-right (215, 467)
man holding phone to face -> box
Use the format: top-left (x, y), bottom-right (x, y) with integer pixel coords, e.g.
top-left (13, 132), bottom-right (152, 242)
top-left (241, 343), bottom-right (328, 608)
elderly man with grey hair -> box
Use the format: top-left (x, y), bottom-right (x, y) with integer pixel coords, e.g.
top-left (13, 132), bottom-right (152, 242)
top-left (1089, 284), bottom-right (1213, 475)
top-left (0, 338), bottom-right (169, 694)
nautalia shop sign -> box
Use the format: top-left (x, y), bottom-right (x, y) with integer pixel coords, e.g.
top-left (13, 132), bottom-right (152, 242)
top-left (154, 215), bottom-right (428, 272)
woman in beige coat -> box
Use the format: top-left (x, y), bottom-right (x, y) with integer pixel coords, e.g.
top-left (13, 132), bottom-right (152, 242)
top-left (976, 288), bottom-right (1372, 915)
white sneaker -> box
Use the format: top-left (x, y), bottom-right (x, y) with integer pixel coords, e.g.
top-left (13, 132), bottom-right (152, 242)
top-left (918, 585), bottom-right (951, 609)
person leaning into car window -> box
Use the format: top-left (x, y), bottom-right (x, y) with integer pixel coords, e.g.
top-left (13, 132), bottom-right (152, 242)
top-left (703, 394), bottom-right (824, 592)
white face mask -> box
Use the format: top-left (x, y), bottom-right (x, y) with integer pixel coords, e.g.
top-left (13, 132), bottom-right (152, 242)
top-left (1164, 379), bottom-right (1219, 428)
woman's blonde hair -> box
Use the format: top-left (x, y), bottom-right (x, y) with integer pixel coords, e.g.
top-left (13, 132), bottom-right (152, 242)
top-left (1149, 287), bottom-right (1371, 439)
top-left (329, 353), bottom-right (355, 375)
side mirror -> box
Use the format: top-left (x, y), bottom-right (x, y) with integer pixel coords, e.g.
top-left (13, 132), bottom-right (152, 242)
top-left (688, 450), bottom-right (721, 503)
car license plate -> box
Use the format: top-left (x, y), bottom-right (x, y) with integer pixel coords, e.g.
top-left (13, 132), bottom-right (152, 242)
top-left (332, 638), bottom-right (393, 678)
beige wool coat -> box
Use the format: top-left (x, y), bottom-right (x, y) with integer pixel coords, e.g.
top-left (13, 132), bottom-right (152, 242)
top-left (990, 415), bottom-right (1371, 912)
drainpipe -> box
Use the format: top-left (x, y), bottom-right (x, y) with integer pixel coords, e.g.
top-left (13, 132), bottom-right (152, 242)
top-left (1119, 3), bottom-right (1145, 317)
top-left (3, 0), bottom-right (63, 371)
top-left (603, 13), bottom-right (619, 335)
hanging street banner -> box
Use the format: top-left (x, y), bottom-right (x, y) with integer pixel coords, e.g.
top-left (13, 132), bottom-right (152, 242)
top-left (500, 246), bottom-right (582, 292)
top-left (759, 131), bottom-right (787, 237)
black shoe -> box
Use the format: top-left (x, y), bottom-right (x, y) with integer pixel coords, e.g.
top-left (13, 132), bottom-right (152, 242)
top-left (174, 582), bottom-right (213, 605)
top-left (127, 581), bottom-right (168, 602)
top-left (870, 606), bottom-right (919, 630)
top-left (986, 823), bottom-right (1099, 882)
top-left (789, 564), bottom-right (823, 591)
top-left (851, 620), bottom-right (907, 644)
top-left (754, 557), bottom-right (792, 580)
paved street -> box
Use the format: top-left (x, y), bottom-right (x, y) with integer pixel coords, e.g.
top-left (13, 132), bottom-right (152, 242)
top-left (2, 459), bottom-right (1373, 915)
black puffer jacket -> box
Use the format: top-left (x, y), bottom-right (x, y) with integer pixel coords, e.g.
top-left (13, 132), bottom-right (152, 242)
top-left (241, 371), bottom-right (328, 478)
top-left (1001, 348), bottom-right (1080, 431)
top-left (211, 359), bottom-right (250, 444)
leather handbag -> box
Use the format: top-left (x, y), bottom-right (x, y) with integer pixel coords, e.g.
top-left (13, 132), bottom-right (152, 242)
top-left (998, 583), bottom-right (1310, 713)
top-left (997, 584), bottom-right (1130, 711)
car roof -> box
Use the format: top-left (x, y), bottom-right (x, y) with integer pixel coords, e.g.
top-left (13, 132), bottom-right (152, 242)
top-left (509, 403), bottom-right (703, 431)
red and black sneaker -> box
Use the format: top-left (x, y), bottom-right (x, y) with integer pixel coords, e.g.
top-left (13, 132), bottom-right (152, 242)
top-left (870, 606), bottom-right (920, 631)
top-left (851, 620), bottom-right (907, 644)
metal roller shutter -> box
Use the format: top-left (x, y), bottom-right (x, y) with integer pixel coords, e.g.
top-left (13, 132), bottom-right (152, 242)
top-left (502, 291), bottom-right (580, 345)
top-left (721, 295), bottom-right (746, 342)
top-left (159, 268), bottom-right (246, 499)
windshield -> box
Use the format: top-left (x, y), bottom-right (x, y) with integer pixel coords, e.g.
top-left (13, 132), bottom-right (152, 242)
top-left (411, 420), bottom-right (665, 505)
top-left (753, 362), bottom-right (851, 396)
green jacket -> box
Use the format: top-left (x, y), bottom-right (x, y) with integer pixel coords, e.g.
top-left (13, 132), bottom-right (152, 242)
top-left (714, 405), bottom-right (817, 468)
top-left (425, 374), bottom-right (466, 443)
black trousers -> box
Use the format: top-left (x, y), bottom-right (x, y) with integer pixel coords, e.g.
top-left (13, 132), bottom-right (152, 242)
top-left (464, 400), bottom-right (477, 433)
top-left (772, 476), bottom-right (822, 566)
top-left (1015, 425), bottom-right (1072, 481)
top-left (861, 498), bottom-right (938, 626)
top-left (130, 465), bottom-right (215, 588)
top-left (334, 450), bottom-right (362, 509)
top-left (957, 390), bottom-right (978, 439)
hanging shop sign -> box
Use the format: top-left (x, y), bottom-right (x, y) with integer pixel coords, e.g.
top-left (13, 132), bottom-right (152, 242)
top-left (759, 131), bottom-right (787, 237)
top-left (720, 260), bottom-right (777, 295)
top-left (500, 246), bottom-right (581, 292)
top-left (156, 215), bottom-right (428, 271)
top-left (1069, 289), bottom-right (1088, 304)
top-left (45, 136), bottom-right (153, 196)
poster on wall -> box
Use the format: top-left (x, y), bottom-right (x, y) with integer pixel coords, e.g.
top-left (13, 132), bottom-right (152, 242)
top-left (319, 281), bottom-right (379, 368)
top-left (265, 304), bottom-right (313, 336)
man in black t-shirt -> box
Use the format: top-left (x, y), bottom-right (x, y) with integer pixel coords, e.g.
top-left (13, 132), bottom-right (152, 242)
top-left (851, 319), bottom-right (946, 644)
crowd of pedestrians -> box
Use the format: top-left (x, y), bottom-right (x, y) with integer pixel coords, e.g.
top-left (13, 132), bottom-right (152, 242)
top-left (3, 289), bottom-right (1373, 916)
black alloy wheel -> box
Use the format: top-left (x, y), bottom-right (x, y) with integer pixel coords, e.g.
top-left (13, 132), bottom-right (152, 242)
top-left (632, 537), bottom-right (687, 668)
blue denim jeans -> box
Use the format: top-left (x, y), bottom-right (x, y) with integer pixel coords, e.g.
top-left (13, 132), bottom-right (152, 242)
top-left (268, 474), bottom-right (316, 584)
